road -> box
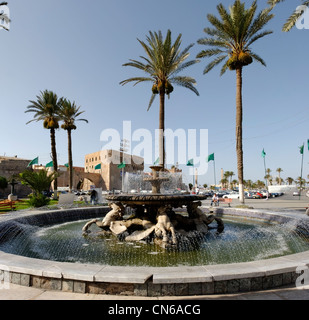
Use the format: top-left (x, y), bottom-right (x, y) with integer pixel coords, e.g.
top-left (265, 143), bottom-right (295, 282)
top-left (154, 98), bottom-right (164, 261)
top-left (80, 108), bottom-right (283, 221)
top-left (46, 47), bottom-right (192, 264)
top-left (201, 192), bottom-right (309, 213)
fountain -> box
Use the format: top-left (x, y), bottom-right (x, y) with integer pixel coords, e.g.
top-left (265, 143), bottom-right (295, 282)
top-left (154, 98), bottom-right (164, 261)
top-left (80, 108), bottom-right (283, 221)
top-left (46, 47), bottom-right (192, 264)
top-left (0, 167), bottom-right (309, 297)
top-left (82, 165), bottom-right (224, 249)
top-left (0, 203), bottom-right (309, 296)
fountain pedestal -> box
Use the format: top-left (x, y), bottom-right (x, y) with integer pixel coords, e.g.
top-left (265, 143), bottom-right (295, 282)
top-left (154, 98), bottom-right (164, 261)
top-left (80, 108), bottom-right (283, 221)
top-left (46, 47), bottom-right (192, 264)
top-left (143, 165), bottom-right (169, 194)
top-left (83, 165), bottom-right (224, 250)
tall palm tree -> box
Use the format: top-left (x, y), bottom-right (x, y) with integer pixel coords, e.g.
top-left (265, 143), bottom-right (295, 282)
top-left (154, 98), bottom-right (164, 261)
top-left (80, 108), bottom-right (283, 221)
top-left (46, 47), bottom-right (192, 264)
top-left (120, 30), bottom-right (200, 168)
top-left (58, 99), bottom-right (88, 192)
top-left (196, 0), bottom-right (274, 203)
top-left (25, 90), bottom-right (61, 198)
top-left (276, 167), bottom-right (283, 185)
top-left (268, 0), bottom-right (309, 31)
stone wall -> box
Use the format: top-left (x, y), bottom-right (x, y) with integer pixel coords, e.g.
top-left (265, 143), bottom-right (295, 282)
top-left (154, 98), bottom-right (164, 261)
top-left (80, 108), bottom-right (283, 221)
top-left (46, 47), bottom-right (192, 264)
top-left (0, 157), bottom-right (32, 198)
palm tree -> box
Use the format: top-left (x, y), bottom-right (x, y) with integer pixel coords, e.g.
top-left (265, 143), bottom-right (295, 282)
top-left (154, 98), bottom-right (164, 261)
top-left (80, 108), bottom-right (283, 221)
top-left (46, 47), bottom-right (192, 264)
top-left (120, 30), bottom-right (200, 168)
top-left (19, 169), bottom-right (58, 207)
top-left (224, 170), bottom-right (234, 189)
top-left (296, 176), bottom-right (306, 190)
top-left (286, 177), bottom-right (294, 185)
top-left (256, 180), bottom-right (266, 189)
top-left (25, 90), bottom-right (61, 198)
top-left (245, 179), bottom-right (253, 189)
top-left (231, 179), bottom-right (238, 189)
top-left (265, 174), bottom-right (271, 186)
top-left (268, 0), bottom-right (309, 31)
top-left (220, 178), bottom-right (228, 189)
top-left (58, 99), bottom-right (88, 192)
top-left (276, 168), bottom-right (283, 185)
top-left (19, 169), bottom-right (58, 197)
top-left (196, 0), bottom-right (274, 203)
top-left (0, 2), bottom-right (10, 31)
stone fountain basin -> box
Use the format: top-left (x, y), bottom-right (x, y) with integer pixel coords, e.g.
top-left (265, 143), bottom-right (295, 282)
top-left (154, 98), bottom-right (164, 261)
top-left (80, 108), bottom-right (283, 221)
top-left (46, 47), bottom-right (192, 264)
top-left (0, 206), bottom-right (308, 296)
top-left (105, 193), bottom-right (207, 206)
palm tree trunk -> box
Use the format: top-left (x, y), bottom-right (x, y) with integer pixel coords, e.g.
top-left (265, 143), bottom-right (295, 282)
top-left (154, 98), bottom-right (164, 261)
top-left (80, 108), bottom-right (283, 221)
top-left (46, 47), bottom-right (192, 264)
top-left (67, 129), bottom-right (73, 193)
top-left (236, 67), bottom-right (244, 204)
top-left (50, 127), bottom-right (58, 199)
top-left (159, 83), bottom-right (165, 169)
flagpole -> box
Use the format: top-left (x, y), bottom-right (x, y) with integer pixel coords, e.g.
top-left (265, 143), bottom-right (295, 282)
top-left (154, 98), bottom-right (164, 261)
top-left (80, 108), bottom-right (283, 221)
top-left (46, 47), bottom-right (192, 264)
top-left (213, 159), bottom-right (217, 190)
top-left (300, 144), bottom-right (304, 200)
top-left (193, 164), bottom-right (195, 190)
top-left (122, 167), bottom-right (124, 192)
top-left (263, 154), bottom-right (267, 188)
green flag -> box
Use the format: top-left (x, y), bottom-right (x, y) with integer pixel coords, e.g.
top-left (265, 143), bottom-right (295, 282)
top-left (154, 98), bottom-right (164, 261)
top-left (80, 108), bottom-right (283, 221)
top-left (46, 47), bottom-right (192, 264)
top-left (64, 163), bottom-right (69, 168)
top-left (153, 157), bottom-right (160, 165)
top-left (299, 144), bottom-right (304, 155)
top-left (46, 161), bottom-right (53, 168)
top-left (94, 163), bottom-right (101, 170)
top-left (207, 153), bottom-right (215, 162)
top-left (27, 157), bottom-right (38, 167)
top-left (186, 159), bottom-right (194, 166)
top-left (117, 162), bottom-right (126, 169)
top-left (261, 149), bottom-right (266, 158)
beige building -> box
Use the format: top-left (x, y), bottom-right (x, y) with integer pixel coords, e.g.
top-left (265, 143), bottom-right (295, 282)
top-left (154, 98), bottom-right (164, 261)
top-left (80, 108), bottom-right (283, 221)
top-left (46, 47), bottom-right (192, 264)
top-left (84, 150), bottom-right (144, 191)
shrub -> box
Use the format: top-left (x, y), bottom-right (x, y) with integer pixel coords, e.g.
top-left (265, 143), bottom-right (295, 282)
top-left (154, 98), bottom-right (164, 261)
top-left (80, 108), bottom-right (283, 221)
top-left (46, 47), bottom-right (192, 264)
top-left (28, 193), bottom-right (50, 208)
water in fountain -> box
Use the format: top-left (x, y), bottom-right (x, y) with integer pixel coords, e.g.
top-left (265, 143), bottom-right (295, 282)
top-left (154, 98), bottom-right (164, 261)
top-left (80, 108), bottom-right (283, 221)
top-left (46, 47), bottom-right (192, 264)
top-left (123, 170), bottom-right (185, 194)
top-left (1, 213), bottom-right (309, 267)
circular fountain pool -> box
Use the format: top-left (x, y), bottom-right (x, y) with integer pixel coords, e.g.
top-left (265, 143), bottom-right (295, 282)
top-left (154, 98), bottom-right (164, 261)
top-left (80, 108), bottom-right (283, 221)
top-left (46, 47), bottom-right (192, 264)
top-left (0, 206), bottom-right (308, 296)
top-left (1, 216), bottom-right (309, 267)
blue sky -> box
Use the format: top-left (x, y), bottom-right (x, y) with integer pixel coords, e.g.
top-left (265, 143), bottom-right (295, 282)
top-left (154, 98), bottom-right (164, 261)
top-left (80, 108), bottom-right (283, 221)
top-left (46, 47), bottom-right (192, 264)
top-left (1, 0), bottom-right (309, 186)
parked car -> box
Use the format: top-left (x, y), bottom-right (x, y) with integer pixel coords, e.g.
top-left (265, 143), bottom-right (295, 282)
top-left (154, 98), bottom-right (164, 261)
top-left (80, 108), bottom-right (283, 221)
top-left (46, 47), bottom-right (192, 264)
top-left (293, 191), bottom-right (300, 196)
top-left (245, 191), bottom-right (253, 199)
top-left (223, 192), bottom-right (239, 199)
top-left (252, 192), bottom-right (263, 199)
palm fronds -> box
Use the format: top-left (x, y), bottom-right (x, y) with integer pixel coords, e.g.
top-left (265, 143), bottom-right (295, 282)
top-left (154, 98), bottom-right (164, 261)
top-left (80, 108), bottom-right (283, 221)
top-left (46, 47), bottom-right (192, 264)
top-left (120, 29), bottom-right (199, 111)
top-left (196, 0), bottom-right (274, 75)
top-left (268, 0), bottom-right (309, 32)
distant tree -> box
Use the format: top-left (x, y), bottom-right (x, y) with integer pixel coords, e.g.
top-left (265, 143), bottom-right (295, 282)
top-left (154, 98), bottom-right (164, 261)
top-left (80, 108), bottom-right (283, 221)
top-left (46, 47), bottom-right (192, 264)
top-left (220, 178), bottom-right (228, 189)
top-left (295, 176), bottom-right (306, 190)
top-left (231, 179), bottom-right (238, 189)
top-left (58, 98), bottom-right (88, 193)
top-left (26, 90), bottom-right (61, 198)
top-left (286, 177), bottom-right (294, 185)
top-left (245, 179), bottom-right (253, 189)
top-left (276, 168), bottom-right (283, 185)
top-left (256, 180), bottom-right (266, 189)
